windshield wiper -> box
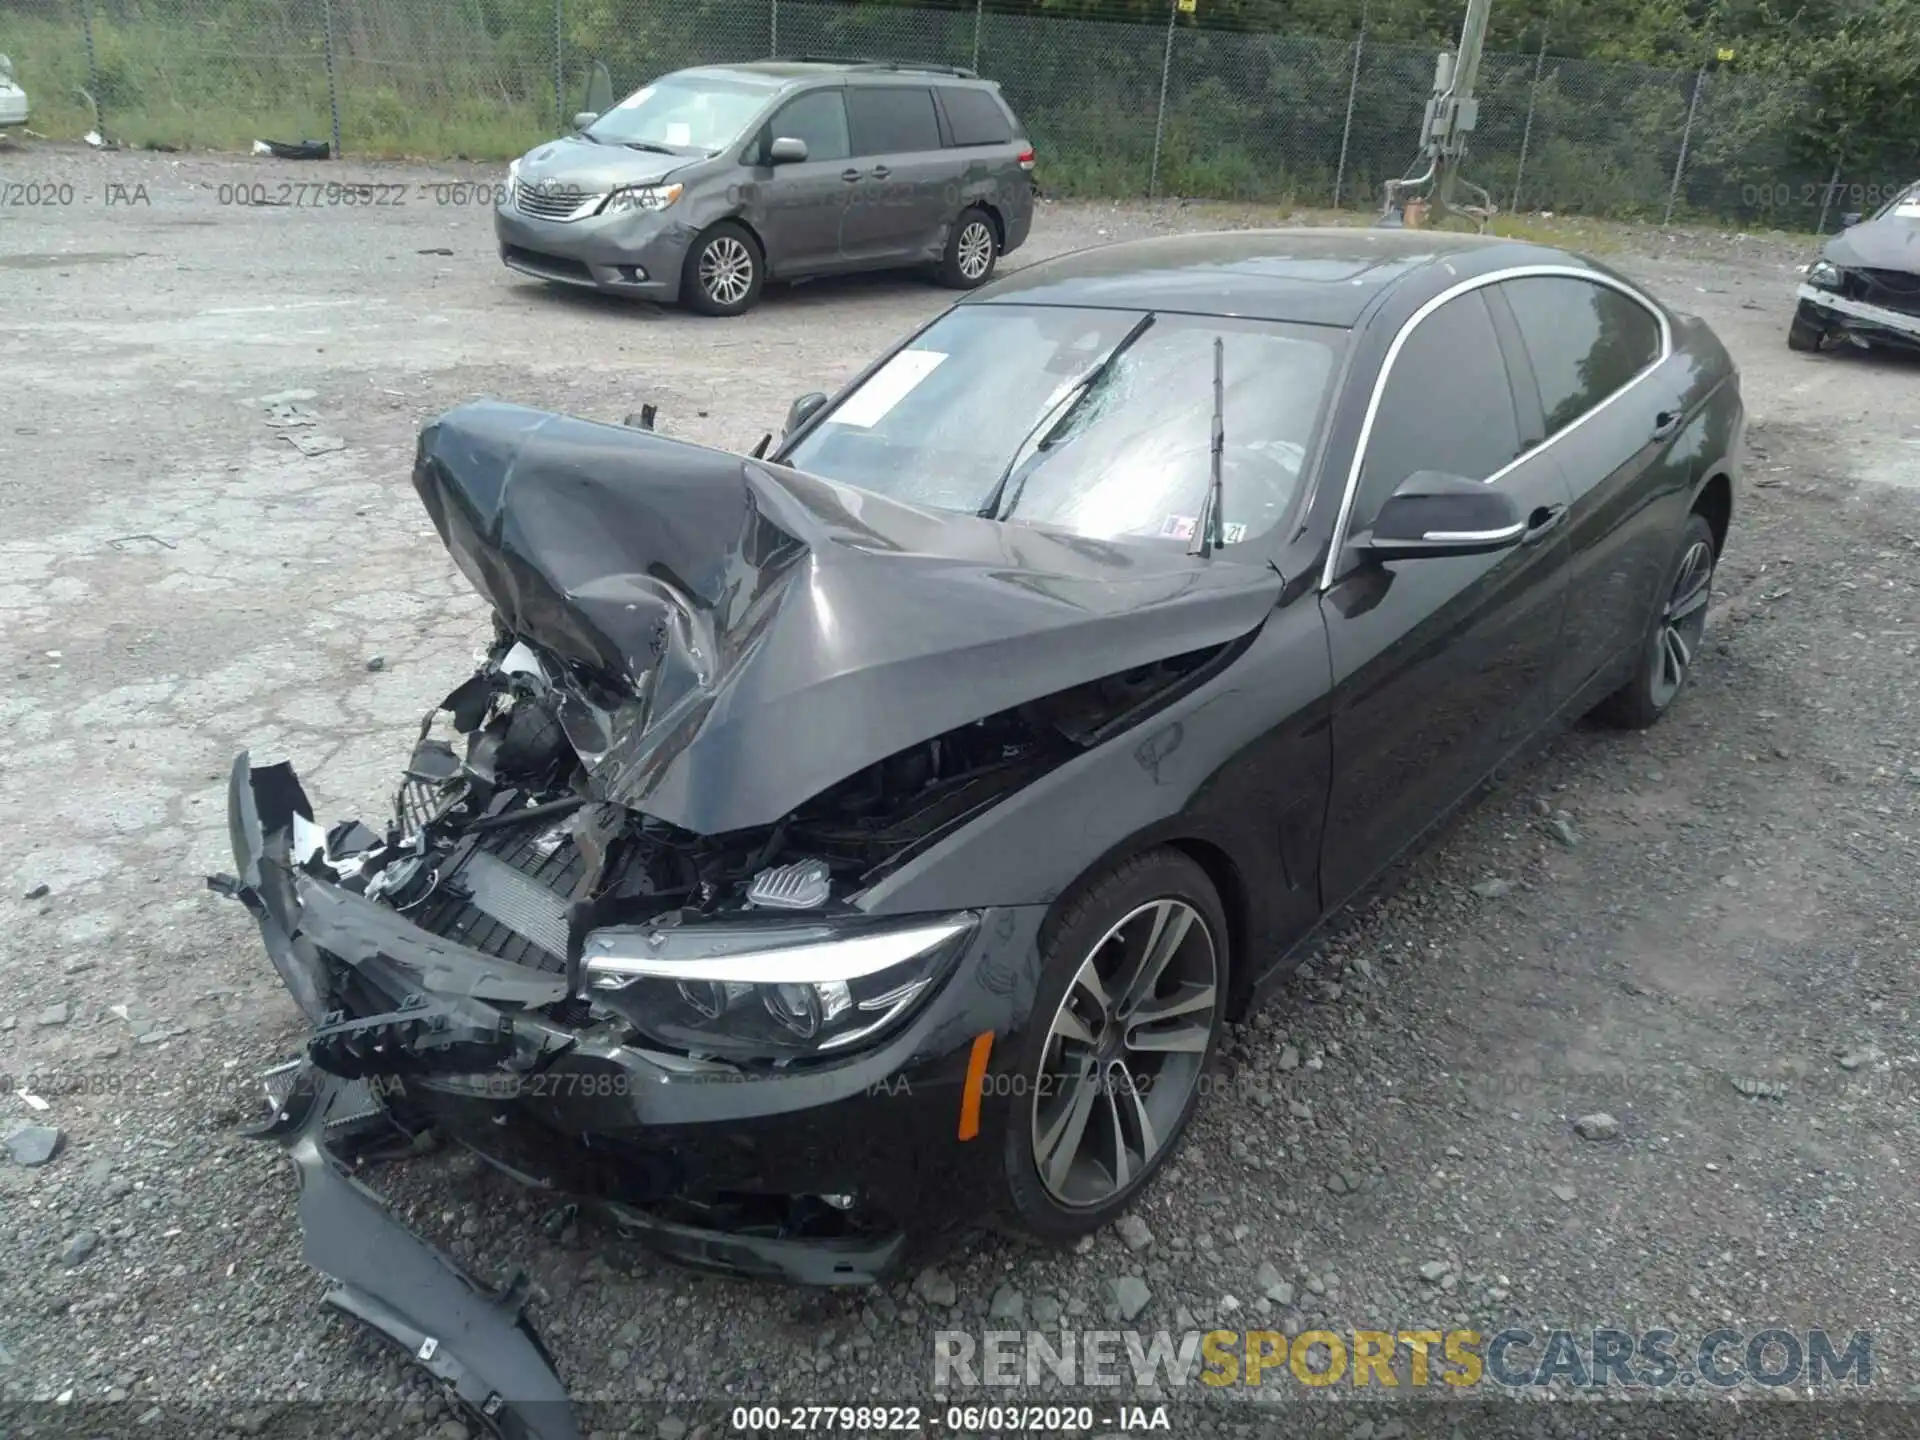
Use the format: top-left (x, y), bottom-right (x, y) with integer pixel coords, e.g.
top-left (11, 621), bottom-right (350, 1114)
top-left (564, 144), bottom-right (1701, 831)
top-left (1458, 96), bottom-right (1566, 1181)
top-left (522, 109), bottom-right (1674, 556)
top-left (621, 140), bottom-right (678, 154)
top-left (975, 311), bottom-right (1157, 521)
top-left (1189, 335), bottom-right (1225, 557)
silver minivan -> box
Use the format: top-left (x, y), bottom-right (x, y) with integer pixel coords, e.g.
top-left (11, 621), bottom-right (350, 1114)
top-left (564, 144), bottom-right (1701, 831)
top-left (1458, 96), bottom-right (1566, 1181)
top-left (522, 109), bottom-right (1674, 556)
top-left (494, 59), bottom-right (1037, 316)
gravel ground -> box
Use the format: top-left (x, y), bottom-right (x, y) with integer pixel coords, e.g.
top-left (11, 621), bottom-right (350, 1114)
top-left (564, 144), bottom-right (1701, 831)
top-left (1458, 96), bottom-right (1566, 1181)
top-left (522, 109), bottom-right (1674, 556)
top-left (2, 143), bottom-right (1918, 1437)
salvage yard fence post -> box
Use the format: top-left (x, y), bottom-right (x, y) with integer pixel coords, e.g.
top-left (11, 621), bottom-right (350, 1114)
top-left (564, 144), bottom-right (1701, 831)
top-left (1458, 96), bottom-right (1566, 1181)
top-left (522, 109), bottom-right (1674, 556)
top-left (1331, 4), bottom-right (1368, 210)
top-left (971, 0), bottom-right (983, 73)
top-left (1664, 60), bottom-right (1707, 225)
top-left (78, 0), bottom-right (100, 135)
top-left (1510, 29), bottom-right (1548, 213)
top-left (1815, 160), bottom-right (1842, 234)
top-left (1147, 0), bottom-right (1177, 199)
top-left (554, 0), bottom-right (566, 129)
top-left (322, 0), bottom-right (342, 160)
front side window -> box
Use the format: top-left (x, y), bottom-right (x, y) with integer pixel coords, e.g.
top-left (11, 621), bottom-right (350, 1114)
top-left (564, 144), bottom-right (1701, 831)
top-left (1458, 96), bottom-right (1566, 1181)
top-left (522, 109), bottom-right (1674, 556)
top-left (846, 87), bottom-right (941, 156)
top-left (764, 89), bottom-right (849, 163)
top-left (782, 304), bottom-right (1343, 549)
top-left (1500, 276), bottom-right (1663, 436)
top-left (1351, 289), bottom-right (1520, 535)
top-left (585, 73), bottom-right (777, 155)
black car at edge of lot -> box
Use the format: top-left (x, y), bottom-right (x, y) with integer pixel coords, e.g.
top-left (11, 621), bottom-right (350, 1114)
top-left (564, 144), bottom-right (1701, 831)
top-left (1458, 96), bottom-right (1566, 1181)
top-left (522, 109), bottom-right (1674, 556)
top-left (494, 58), bottom-right (1037, 315)
top-left (222, 228), bottom-right (1744, 1438)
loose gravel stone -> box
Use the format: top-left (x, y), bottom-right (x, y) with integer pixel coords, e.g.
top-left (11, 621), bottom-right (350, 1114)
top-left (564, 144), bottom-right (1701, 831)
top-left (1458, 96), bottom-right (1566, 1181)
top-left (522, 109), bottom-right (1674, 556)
top-left (1108, 1276), bottom-right (1151, 1322)
top-left (1574, 1112), bottom-right (1621, 1141)
top-left (1115, 1213), bottom-right (1154, 1252)
top-left (5, 1125), bottom-right (62, 1167)
top-left (913, 1267), bottom-right (957, 1308)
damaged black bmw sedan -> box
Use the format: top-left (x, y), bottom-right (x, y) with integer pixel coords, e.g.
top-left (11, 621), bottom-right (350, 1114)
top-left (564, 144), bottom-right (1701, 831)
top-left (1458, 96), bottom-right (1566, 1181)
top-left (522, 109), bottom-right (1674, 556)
top-left (223, 228), bottom-right (1740, 1418)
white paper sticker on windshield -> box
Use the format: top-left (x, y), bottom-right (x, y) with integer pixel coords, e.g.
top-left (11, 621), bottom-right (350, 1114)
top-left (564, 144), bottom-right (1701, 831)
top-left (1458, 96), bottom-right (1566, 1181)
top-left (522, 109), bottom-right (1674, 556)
top-left (615, 85), bottom-right (655, 111)
top-left (827, 350), bottom-right (947, 428)
top-left (664, 122), bottom-right (692, 146)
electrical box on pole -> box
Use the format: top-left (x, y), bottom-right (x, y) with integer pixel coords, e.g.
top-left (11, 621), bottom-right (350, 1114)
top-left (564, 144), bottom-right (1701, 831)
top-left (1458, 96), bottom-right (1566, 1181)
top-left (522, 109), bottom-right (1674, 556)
top-left (1383, 0), bottom-right (1496, 229)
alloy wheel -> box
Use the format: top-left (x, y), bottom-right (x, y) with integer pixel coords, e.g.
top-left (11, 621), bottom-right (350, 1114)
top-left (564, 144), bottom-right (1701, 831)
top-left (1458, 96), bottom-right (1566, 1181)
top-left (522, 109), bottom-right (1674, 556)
top-left (700, 236), bottom-right (753, 307)
top-left (957, 220), bottom-right (994, 281)
top-left (1030, 898), bottom-right (1219, 1208)
top-left (1651, 537), bottom-right (1713, 707)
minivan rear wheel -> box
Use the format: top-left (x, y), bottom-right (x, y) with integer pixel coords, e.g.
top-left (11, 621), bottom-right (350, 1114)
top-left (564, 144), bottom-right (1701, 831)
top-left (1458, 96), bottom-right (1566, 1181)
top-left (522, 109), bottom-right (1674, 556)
top-left (938, 208), bottom-right (998, 290)
top-left (682, 221), bottom-right (763, 316)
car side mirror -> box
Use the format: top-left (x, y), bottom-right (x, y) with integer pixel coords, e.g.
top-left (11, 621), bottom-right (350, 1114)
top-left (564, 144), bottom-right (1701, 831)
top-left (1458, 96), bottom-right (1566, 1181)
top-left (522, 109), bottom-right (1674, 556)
top-left (1356, 470), bottom-right (1526, 562)
top-left (784, 391), bottom-right (829, 437)
top-left (768, 136), bottom-right (809, 165)
top-left (1839, 211), bottom-right (1862, 228)
top-left (572, 111), bottom-right (599, 132)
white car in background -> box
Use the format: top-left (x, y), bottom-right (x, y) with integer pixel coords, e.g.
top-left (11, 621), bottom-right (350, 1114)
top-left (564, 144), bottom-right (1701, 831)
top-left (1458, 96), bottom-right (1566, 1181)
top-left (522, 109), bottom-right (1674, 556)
top-left (0, 55), bottom-right (28, 128)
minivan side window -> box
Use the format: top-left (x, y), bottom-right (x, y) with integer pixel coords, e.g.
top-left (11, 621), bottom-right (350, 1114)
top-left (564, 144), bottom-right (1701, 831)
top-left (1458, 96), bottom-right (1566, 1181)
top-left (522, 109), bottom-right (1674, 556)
top-left (1350, 290), bottom-right (1520, 535)
top-left (1500, 276), bottom-right (1664, 437)
top-left (938, 86), bottom-right (1013, 146)
top-left (846, 87), bottom-right (941, 156)
top-left (762, 89), bottom-right (850, 163)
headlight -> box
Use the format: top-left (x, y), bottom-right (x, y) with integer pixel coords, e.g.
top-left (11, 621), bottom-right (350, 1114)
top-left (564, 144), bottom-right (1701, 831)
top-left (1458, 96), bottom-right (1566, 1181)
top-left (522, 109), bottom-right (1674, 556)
top-left (583, 913), bottom-right (977, 1061)
top-left (1807, 259), bottom-right (1844, 290)
top-left (607, 182), bottom-right (682, 214)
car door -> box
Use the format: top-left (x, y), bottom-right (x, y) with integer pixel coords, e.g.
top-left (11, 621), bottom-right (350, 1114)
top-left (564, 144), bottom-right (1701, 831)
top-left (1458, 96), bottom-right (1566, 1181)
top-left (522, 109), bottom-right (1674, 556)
top-left (1317, 285), bottom-right (1573, 909)
top-left (840, 85), bottom-right (953, 264)
top-left (740, 87), bottom-right (853, 276)
top-left (1494, 274), bottom-right (1683, 701)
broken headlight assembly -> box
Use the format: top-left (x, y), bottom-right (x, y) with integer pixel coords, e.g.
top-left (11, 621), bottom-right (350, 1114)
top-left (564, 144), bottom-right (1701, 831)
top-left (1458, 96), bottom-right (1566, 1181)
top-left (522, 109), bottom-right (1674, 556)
top-left (583, 914), bottom-right (977, 1061)
top-left (1807, 259), bottom-right (1845, 290)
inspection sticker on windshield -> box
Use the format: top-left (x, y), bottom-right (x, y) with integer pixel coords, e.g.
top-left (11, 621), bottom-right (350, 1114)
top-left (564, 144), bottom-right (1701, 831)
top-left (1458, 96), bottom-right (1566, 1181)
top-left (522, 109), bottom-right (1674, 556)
top-left (828, 350), bottom-right (947, 428)
top-left (1161, 515), bottom-right (1246, 543)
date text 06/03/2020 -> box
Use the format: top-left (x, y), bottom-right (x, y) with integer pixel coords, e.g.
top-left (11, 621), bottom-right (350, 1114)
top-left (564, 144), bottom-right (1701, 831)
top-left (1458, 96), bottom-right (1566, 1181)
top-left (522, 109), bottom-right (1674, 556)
top-left (726, 1404), bottom-right (1171, 1432)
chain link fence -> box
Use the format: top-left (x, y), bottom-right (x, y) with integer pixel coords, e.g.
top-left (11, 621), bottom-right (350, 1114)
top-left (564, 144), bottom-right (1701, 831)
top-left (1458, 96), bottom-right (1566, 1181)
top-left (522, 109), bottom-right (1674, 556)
top-left (2, 0), bottom-right (1891, 229)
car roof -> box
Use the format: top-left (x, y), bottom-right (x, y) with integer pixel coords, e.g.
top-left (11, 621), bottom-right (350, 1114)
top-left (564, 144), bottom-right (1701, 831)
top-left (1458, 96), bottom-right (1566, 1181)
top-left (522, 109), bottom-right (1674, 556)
top-left (968, 228), bottom-right (1585, 327)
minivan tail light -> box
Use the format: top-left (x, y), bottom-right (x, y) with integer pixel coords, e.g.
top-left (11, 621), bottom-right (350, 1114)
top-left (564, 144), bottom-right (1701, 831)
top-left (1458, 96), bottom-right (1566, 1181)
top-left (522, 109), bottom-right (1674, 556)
top-left (1017, 146), bottom-right (1035, 171)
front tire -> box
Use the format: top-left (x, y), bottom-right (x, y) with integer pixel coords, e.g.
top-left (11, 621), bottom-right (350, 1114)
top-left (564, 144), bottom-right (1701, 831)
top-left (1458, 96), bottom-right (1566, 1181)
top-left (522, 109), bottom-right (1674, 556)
top-left (681, 221), bottom-right (763, 316)
top-left (1593, 512), bottom-right (1716, 730)
top-left (938, 208), bottom-right (998, 289)
top-left (999, 848), bottom-right (1228, 1243)
top-left (1787, 300), bottom-right (1826, 352)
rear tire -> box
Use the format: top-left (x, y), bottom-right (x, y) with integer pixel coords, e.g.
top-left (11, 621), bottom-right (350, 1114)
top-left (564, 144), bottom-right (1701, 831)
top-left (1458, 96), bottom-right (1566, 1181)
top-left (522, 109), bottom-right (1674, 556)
top-left (1593, 513), bottom-right (1716, 730)
top-left (1787, 301), bottom-right (1825, 352)
top-left (681, 221), bottom-right (762, 316)
top-left (999, 848), bottom-right (1228, 1243)
top-left (938, 208), bottom-right (998, 290)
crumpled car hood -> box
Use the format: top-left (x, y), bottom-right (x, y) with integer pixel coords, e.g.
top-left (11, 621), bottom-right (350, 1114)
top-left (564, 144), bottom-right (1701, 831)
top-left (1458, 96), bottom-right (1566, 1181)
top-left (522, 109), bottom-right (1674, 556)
top-left (1826, 211), bottom-right (1920, 272)
top-left (413, 400), bottom-right (1283, 835)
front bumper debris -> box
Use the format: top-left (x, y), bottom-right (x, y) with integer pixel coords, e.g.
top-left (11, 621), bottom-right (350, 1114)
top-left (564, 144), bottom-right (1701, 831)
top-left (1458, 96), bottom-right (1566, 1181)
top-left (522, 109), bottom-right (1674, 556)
top-left (245, 1060), bottom-right (582, 1440)
top-left (1796, 283), bottom-right (1920, 350)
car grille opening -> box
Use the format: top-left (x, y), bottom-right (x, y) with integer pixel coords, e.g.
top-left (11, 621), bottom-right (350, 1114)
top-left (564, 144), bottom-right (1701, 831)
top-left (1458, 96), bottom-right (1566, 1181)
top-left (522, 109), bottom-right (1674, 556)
top-left (1858, 269), bottom-right (1920, 318)
top-left (514, 185), bottom-right (601, 222)
top-left (502, 244), bottom-right (593, 283)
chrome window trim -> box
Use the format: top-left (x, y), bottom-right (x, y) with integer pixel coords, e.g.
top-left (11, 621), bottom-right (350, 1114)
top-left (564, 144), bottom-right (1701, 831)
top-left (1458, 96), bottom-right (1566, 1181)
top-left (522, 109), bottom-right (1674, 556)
top-left (1318, 264), bottom-right (1673, 592)
top-left (1421, 522), bottom-right (1527, 543)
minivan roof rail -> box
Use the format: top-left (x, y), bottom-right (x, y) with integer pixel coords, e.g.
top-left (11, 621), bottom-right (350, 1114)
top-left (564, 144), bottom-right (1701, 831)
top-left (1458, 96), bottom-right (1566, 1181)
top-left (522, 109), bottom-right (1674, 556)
top-left (768, 55), bottom-right (982, 79)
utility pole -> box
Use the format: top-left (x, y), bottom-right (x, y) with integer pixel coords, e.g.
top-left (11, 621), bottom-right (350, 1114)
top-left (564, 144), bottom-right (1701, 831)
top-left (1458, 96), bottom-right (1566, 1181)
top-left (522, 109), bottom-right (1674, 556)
top-left (1435, 0), bottom-right (1493, 213)
top-left (1385, 0), bottom-right (1496, 228)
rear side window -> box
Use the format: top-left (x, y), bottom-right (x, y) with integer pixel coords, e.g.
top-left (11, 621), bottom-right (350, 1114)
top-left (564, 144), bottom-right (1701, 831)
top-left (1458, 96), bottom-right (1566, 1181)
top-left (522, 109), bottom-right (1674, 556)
top-left (1352, 290), bottom-right (1520, 534)
top-left (1499, 277), bottom-right (1663, 436)
top-left (765, 89), bottom-right (849, 163)
top-left (847, 87), bottom-right (941, 156)
top-left (938, 86), bottom-right (1013, 146)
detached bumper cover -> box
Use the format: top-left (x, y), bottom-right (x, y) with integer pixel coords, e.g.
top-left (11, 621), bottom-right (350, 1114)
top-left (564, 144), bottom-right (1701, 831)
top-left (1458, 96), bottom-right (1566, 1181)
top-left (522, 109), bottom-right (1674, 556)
top-left (247, 1063), bottom-right (581, 1440)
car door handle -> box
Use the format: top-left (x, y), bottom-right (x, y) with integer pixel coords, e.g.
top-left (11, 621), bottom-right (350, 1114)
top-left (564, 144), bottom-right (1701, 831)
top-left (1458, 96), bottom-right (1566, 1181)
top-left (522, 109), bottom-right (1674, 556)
top-left (1524, 503), bottom-right (1566, 542)
top-left (1652, 409), bottom-right (1683, 440)
top-left (841, 168), bottom-right (862, 183)
top-left (869, 165), bottom-right (891, 180)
